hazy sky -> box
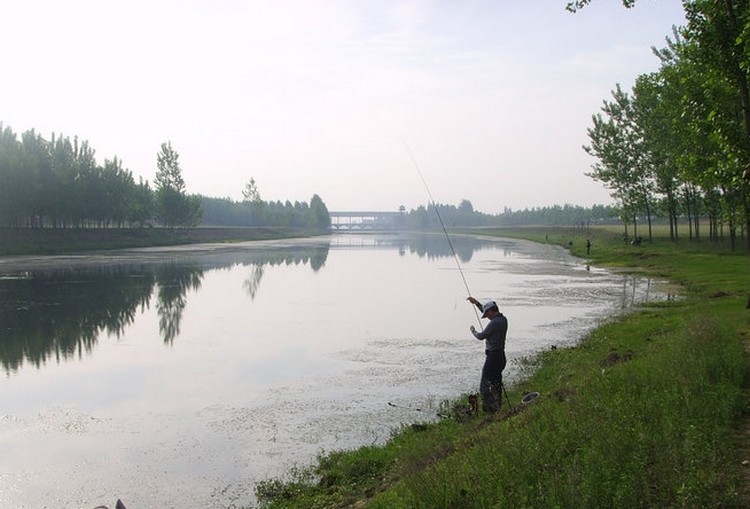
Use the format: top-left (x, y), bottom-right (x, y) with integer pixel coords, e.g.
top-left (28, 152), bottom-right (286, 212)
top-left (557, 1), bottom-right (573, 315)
top-left (2, 0), bottom-right (685, 214)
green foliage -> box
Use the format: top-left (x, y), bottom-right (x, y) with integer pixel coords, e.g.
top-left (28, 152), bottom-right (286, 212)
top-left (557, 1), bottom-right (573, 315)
top-left (308, 194), bottom-right (331, 229)
top-left (154, 141), bottom-right (202, 228)
top-left (586, 85), bottom-right (651, 214)
top-left (242, 177), bottom-right (262, 203)
top-left (566, 0), bottom-right (635, 13)
top-left (0, 124), bottom-right (151, 228)
top-left (495, 203), bottom-right (617, 226)
top-left (254, 446), bottom-right (397, 508)
top-left (582, 1), bottom-right (750, 246)
top-left (404, 202), bottom-right (620, 229)
top-left (0, 123), bottom-right (329, 231)
top-left (199, 194), bottom-right (331, 229)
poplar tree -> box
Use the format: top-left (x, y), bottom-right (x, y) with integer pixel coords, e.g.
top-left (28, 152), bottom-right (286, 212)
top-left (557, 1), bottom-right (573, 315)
top-left (309, 194), bottom-right (331, 229)
top-left (584, 85), bottom-right (654, 241)
top-left (154, 141), bottom-right (201, 228)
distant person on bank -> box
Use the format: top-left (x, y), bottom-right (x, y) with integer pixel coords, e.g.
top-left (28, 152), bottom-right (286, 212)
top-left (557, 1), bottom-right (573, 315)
top-left (467, 297), bottom-right (508, 413)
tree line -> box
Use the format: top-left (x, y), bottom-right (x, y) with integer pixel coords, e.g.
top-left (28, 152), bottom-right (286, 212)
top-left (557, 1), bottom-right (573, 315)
top-left (0, 124), bottom-right (153, 228)
top-left (200, 193), bottom-right (330, 229)
top-left (0, 123), bottom-right (331, 230)
top-left (579, 0), bottom-right (750, 250)
top-left (402, 200), bottom-right (620, 229)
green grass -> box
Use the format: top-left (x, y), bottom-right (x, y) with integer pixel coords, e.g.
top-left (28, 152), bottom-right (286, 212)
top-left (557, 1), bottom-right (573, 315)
top-left (367, 308), bottom-right (745, 508)
top-left (250, 225), bottom-right (750, 509)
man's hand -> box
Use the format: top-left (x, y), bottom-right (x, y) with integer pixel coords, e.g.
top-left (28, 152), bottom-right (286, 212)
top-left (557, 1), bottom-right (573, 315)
top-left (470, 325), bottom-right (476, 333)
top-left (467, 296), bottom-right (479, 305)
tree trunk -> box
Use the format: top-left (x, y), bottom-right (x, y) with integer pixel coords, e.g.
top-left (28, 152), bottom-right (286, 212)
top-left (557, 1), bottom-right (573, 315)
top-left (667, 188), bottom-right (677, 242)
top-left (693, 191), bottom-right (701, 241)
top-left (685, 190), bottom-right (693, 241)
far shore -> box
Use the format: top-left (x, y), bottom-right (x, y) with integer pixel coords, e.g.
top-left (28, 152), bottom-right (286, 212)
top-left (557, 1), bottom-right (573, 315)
top-left (0, 226), bottom-right (329, 256)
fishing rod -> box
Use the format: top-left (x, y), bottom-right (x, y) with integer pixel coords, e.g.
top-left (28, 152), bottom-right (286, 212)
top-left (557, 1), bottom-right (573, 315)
top-left (401, 137), bottom-right (482, 325)
top-left (401, 138), bottom-right (528, 415)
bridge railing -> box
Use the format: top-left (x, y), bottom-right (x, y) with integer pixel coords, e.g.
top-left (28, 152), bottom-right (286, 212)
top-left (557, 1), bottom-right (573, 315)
top-left (329, 211), bottom-right (406, 231)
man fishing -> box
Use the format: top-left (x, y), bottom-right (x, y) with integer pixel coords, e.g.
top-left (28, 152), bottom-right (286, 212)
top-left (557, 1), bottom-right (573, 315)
top-left (467, 297), bottom-right (508, 414)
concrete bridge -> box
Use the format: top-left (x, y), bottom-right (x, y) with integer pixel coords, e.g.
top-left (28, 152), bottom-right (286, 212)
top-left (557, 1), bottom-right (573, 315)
top-left (329, 210), bottom-right (406, 231)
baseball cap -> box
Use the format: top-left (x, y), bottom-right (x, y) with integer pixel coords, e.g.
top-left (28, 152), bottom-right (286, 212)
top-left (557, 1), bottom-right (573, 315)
top-left (481, 301), bottom-right (498, 318)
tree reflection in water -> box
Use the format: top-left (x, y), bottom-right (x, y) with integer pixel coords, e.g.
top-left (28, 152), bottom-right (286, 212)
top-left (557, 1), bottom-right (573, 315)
top-left (155, 264), bottom-right (204, 345)
top-left (0, 234), bottom-right (517, 373)
top-left (0, 267), bottom-right (154, 373)
top-left (0, 240), bottom-right (337, 373)
top-left (243, 264), bottom-right (265, 300)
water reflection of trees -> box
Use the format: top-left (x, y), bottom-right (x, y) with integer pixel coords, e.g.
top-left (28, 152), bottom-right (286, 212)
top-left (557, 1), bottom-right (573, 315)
top-left (243, 264), bottom-right (265, 299)
top-left (241, 245), bottom-right (329, 299)
top-left (619, 275), bottom-right (677, 308)
top-left (156, 264), bottom-right (204, 345)
top-left (333, 233), bottom-right (512, 263)
top-left (0, 267), bottom-right (154, 373)
top-left (0, 241), bottom-right (331, 373)
top-left (0, 235), bottom-right (523, 372)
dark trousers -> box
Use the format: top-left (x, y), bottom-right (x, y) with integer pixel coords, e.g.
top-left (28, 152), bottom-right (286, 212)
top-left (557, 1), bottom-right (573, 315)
top-left (480, 350), bottom-right (506, 413)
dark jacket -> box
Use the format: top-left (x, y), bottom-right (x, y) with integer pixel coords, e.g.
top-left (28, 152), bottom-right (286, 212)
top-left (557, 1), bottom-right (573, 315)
top-left (471, 313), bottom-right (507, 352)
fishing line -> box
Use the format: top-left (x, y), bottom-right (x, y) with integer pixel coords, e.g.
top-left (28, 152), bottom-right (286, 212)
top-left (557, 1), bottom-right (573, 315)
top-left (388, 401), bottom-right (450, 419)
top-left (387, 401), bottom-right (422, 412)
top-left (401, 136), bottom-right (481, 324)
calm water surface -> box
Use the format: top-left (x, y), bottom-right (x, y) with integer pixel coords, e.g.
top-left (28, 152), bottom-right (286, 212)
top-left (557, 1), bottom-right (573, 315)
top-left (0, 233), bottom-right (670, 508)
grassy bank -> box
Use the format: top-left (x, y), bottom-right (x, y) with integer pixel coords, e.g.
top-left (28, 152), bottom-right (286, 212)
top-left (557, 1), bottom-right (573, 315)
top-left (251, 226), bottom-right (750, 509)
top-left (0, 226), bottom-right (323, 255)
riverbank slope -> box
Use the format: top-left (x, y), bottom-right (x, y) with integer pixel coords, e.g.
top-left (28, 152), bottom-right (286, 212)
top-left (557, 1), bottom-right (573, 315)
top-left (0, 227), bottom-right (324, 255)
top-left (250, 226), bottom-right (750, 509)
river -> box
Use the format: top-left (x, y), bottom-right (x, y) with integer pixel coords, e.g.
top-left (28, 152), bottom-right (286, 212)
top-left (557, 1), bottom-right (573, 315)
top-left (0, 233), bottom-right (670, 509)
